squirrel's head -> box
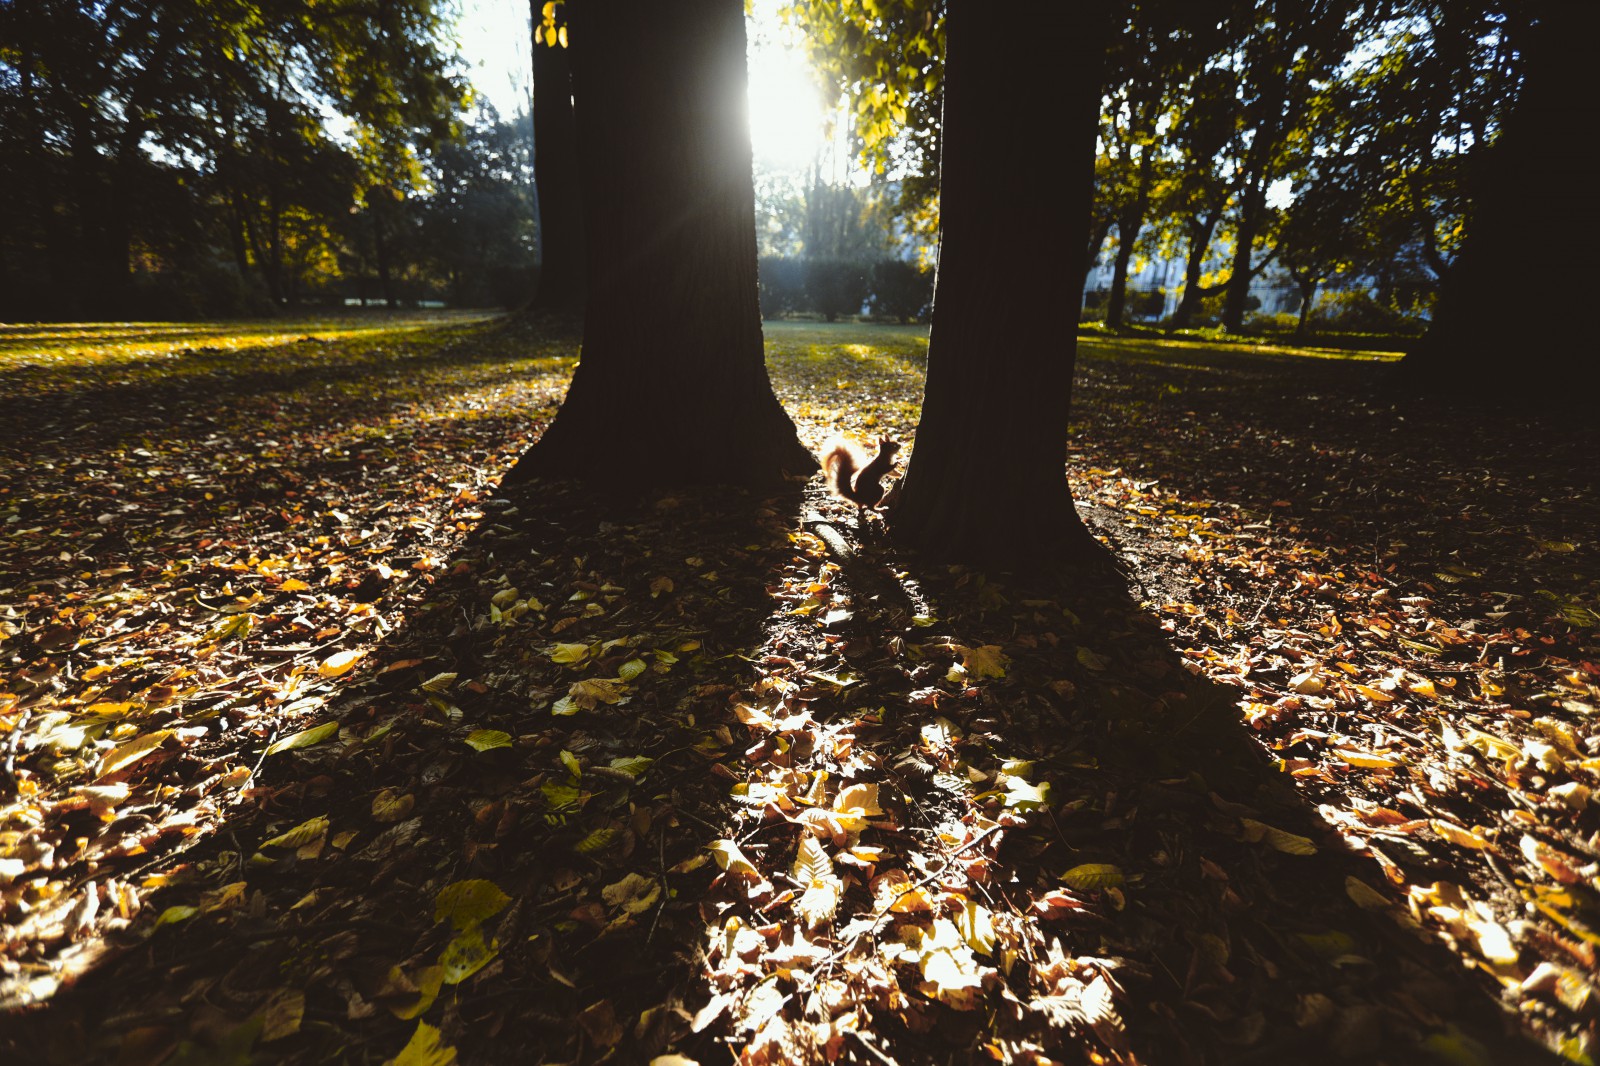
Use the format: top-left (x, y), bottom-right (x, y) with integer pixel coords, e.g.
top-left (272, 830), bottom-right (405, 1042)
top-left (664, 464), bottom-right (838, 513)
top-left (878, 436), bottom-right (901, 456)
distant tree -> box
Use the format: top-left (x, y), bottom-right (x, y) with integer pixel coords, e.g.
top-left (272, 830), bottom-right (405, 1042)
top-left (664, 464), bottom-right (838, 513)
top-left (503, 0), bottom-right (813, 488)
top-left (0, 0), bottom-right (463, 319)
top-left (1402, 0), bottom-right (1599, 398)
top-left (1214, 0), bottom-right (1361, 332)
top-left (891, 0), bottom-right (1109, 565)
top-left (1276, 165), bottom-right (1374, 339)
top-left (784, 0), bottom-right (944, 243)
top-left (420, 107), bottom-right (537, 307)
top-left (1152, 64), bottom-right (1238, 329)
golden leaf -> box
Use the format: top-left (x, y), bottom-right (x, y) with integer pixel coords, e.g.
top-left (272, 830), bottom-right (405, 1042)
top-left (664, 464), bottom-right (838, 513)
top-left (317, 649), bottom-right (364, 678)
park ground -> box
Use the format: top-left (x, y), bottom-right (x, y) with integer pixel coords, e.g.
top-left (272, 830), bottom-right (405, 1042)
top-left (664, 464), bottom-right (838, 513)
top-left (1, 312), bottom-right (1597, 1064)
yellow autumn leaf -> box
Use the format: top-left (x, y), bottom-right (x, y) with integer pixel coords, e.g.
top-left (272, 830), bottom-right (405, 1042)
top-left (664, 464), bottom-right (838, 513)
top-left (601, 872), bottom-right (661, 916)
top-left (464, 729), bottom-right (512, 752)
top-left (260, 988), bottom-right (305, 1042)
top-left (266, 720), bottom-right (339, 754)
top-left (438, 925), bottom-right (497, 985)
top-left (833, 782), bottom-right (884, 817)
top-left (434, 879), bottom-right (511, 931)
top-left (1345, 877), bottom-right (1391, 911)
top-left (548, 642), bottom-right (593, 664)
top-left (261, 816), bottom-right (329, 850)
top-left (1430, 820), bottom-right (1492, 850)
top-left (1240, 818), bottom-right (1317, 855)
top-left (569, 677), bottom-right (625, 706)
top-left (371, 789), bottom-right (415, 823)
top-left (1339, 750), bottom-right (1403, 769)
top-left (707, 840), bottom-right (758, 877)
top-left (317, 649), bottom-right (364, 678)
top-left (280, 578), bottom-right (311, 592)
top-left (97, 729), bottom-right (175, 778)
top-left (384, 1020), bottom-right (458, 1066)
top-left (1061, 863), bottom-right (1124, 891)
top-left (960, 644), bottom-right (1009, 678)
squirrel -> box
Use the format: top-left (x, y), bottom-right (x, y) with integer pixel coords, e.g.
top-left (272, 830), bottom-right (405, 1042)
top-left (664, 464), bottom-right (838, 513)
top-left (822, 436), bottom-right (901, 510)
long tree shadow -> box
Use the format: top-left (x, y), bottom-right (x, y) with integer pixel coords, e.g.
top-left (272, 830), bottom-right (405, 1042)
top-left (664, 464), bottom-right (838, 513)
top-left (1, 475), bottom-right (811, 1062)
top-left (710, 516), bottom-right (1558, 1064)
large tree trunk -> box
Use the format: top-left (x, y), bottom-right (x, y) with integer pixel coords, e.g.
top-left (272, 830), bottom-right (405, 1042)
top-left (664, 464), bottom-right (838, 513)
top-left (503, 0), bottom-right (813, 489)
top-left (891, 0), bottom-right (1107, 566)
top-left (530, 6), bottom-right (586, 314)
top-left (1402, 1), bottom-right (1597, 399)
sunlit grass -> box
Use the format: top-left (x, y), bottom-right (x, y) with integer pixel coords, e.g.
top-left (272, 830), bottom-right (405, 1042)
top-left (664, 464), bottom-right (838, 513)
top-left (0, 311), bottom-right (498, 368)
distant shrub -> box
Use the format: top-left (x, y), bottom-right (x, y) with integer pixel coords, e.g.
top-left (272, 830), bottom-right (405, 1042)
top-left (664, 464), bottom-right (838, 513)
top-left (128, 264), bottom-right (276, 320)
top-left (868, 259), bottom-right (933, 324)
top-left (1242, 311), bottom-right (1301, 335)
top-left (1311, 289), bottom-right (1426, 335)
top-left (1126, 289), bottom-right (1166, 320)
top-left (805, 259), bottom-right (869, 322)
top-left (759, 256), bottom-right (805, 319)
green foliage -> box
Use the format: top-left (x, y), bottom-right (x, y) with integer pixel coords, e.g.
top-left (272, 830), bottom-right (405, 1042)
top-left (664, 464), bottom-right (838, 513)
top-left (804, 259), bottom-right (870, 323)
top-left (758, 257), bottom-right (807, 319)
top-left (867, 259), bottom-right (933, 324)
top-left (0, 0), bottom-right (469, 320)
top-left (1309, 290), bottom-right (1428, 335)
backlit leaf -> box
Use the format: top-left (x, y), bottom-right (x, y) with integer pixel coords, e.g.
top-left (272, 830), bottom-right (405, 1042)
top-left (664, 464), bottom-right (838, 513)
top-left (266, 721), bottom-right (339, 754)
top-left (434, 879), bottom-right (511, 931)
top-left (97, 730), bottom-right (175, 778)
top-left (464, 729), bottom-right (511, 752)
top-left (384, 1020), bottom-right (457, 1066)
top-left (1061, 863), bottom-right (1124, 891)
top-left (317, 649), bottom-right (364, 678)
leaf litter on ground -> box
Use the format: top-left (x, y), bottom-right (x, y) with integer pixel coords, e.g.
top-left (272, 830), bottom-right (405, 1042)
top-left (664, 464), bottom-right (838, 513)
top-left (0, 315), bottom-right (1594, 1064)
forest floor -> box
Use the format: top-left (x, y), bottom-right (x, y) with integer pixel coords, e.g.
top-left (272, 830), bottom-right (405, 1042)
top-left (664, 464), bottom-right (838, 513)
top-left (1, 312), bottom-right (1596, 1065)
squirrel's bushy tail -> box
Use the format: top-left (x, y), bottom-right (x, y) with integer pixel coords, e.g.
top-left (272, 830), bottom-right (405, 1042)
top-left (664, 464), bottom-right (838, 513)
top-left (822, 442), bottom-right (863, 503)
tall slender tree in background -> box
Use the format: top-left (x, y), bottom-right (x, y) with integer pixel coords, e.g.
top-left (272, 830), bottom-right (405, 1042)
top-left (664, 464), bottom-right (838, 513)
top-left (1401, 0), bottom-right (1598, 398)
top-left (504, 0), bottom-right (813, 488)
top-left (528, 2), bottom-right (585, 314)
top-left (890, 0), bottom-right (1109, 565)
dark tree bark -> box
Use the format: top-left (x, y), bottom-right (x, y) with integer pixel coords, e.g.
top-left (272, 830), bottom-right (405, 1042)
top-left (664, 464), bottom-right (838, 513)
top-left (890, 0), bottom-right (1108, 566)
top-left (503, 0), bottom-right (813, 489)
top-left (1169, 210), bottom-right (1220, 329)
top-left (1220, 177), bottom-right (1268, 331)
top-left (1402, 0), bottom-right (1597, 400)
top-left (529, 6), bottom-right (586, 314)
top-left (1293, 274), bottom-right (1317, 340)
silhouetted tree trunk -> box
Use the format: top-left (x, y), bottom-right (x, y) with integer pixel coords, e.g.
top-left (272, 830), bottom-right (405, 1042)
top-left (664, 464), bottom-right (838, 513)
top-left (1293, 274), bottom-right (1317, 340)
top-left (891, 0), bottom-right (1107, 566)
top-left (1402, 1), bottom-right (1597, 399)
top-left (1221, 177), bottom-right (1268, 331)
top-left (1169, 211), bottom-right (1220, 329)
top-left (504, 0), bottom-right (813, 488)
top-left (530, 6), bottom-right (585, 314)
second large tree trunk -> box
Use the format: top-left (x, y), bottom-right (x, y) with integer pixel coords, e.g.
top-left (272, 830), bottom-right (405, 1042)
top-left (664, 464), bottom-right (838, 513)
top-left (1401, 1), bottom-right (1597, 400)
top-left (891, 0), bottom-right (1107, 566)
top-left (503, 0), bottom-right (813, 489)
